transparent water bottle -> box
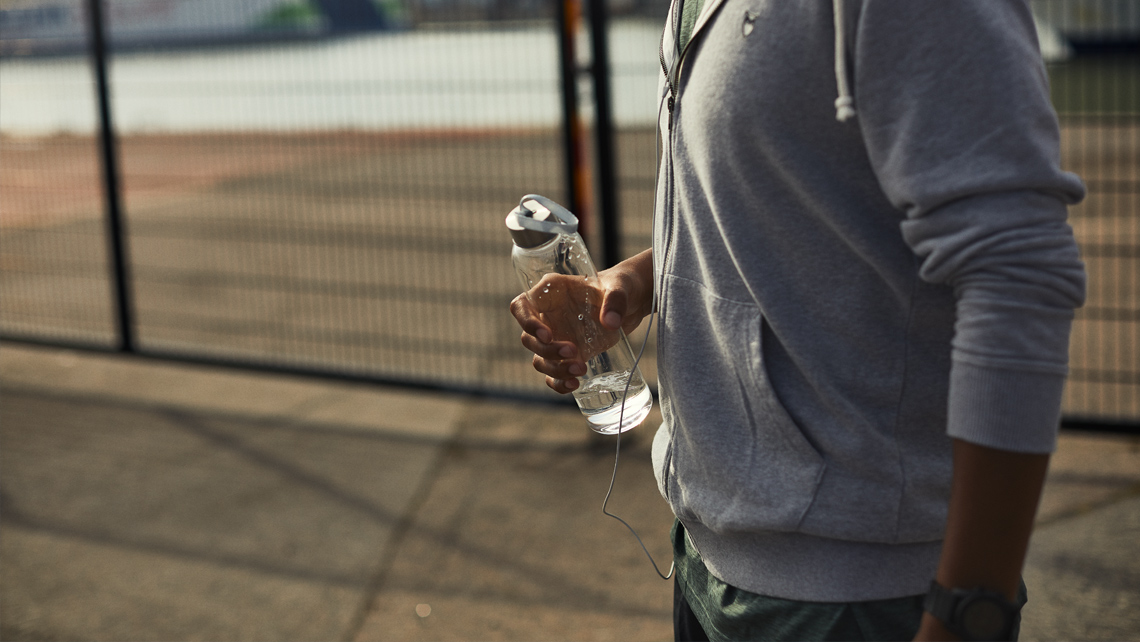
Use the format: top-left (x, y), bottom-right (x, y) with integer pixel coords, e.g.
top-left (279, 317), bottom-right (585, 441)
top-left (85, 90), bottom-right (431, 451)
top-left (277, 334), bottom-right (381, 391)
top-left (507, 194), bottom-right (652, 435)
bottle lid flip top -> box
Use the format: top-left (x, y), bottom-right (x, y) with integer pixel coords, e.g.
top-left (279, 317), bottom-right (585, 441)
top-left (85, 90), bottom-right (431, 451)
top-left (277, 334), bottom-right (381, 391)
top-left (506, 194), bottom-right (578, 248)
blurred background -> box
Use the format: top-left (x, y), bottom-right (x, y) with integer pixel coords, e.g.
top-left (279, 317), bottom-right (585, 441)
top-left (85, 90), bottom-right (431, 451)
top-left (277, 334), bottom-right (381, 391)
top-left (0, 0), bottom-right (1136, 421)
top-left (0, 0), bottom-right (1137, 640)
top-left (0, 0), bottom-right (670, 400)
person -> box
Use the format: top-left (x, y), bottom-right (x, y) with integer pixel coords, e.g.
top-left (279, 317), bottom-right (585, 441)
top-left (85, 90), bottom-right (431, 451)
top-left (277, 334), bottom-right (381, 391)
top-left (510, 0), bottom-right (1086, 639)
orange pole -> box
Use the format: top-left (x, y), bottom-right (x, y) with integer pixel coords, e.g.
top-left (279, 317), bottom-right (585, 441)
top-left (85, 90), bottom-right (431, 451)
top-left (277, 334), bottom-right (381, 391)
top-left (562, 0), bottom-right (592, 240)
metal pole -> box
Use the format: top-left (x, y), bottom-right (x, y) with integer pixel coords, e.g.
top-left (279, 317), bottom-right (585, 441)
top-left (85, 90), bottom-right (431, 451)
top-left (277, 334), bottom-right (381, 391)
top-left (87, 0), bottom-right (136, 352)
top-left (587, 0), bottom-right (618, 268)
top-left (556, 0), bottom-right (591, 237)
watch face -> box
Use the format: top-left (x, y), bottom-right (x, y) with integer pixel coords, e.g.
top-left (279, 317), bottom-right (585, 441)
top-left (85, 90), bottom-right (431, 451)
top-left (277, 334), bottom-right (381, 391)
top-left (959, 597), bottom-right (1010, 640)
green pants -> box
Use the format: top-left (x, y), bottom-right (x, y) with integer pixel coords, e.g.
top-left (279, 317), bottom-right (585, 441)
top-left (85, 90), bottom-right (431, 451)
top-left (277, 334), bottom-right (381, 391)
top-left (672, 521), bottom-right (1025, 642)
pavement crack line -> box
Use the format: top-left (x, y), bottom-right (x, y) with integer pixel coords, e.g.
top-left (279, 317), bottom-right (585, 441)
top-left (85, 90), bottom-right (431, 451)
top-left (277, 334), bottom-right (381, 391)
top-left (1034, 481), bottom-right (1140, 530)
top-left (338, 397), bottom-right (476, 642)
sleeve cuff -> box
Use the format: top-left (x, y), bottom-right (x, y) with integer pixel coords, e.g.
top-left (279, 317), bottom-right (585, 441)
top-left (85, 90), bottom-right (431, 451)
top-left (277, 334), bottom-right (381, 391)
top-left (947, 360), bottom-right (1066, 454)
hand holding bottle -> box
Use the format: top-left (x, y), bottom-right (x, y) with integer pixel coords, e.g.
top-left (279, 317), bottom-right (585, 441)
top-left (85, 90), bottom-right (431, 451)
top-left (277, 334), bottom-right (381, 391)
top-left (506, 195), bottom-right (653, 434)
top-left (511, 250), bottom-right (654, 395)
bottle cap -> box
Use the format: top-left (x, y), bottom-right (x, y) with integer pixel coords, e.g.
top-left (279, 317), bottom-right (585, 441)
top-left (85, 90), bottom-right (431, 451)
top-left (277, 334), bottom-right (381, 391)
top-left (506, 195), bottom-right (579, 248)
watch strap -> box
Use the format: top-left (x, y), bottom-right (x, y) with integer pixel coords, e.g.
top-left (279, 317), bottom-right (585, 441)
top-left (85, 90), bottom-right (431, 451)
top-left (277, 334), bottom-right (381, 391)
top-left (923, 580), bottom-right (1020, 642)
top-left (923, 580), bottom-right (957, 627)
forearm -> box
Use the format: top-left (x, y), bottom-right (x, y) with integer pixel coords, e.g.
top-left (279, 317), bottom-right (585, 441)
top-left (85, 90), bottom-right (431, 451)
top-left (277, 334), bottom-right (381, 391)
top-left (629, 247), bottom-right (654, 277)
top-left (916, 439), bottom-right (1050, 640)
top-left (604, 248), bottom-right (654, 291)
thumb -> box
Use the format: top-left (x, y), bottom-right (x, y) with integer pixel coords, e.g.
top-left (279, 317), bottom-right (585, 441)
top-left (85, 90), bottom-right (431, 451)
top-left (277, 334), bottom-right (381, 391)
top-left (600, 287), bottom-right (627, 330)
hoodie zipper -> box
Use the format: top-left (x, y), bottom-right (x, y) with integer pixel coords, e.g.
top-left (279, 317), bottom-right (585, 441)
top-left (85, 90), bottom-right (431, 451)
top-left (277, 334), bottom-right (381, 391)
top-left (656, 0), bottom-right (685, 316)
top-left (658, 49), bottom-right (675, 131)
top-left (659, 0), bottom-right (684, 130)
top-left (655, 0), bottom-right (689, 502)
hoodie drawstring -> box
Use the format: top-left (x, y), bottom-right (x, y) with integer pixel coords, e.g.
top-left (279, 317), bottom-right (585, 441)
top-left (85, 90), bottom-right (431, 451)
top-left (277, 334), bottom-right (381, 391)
top-left (833, 0), bottom-right (856, 121)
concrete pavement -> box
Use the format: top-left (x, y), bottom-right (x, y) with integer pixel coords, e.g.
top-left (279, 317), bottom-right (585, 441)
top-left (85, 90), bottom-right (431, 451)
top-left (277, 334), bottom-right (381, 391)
top-left (2, 341), bottom-right (1138, 641)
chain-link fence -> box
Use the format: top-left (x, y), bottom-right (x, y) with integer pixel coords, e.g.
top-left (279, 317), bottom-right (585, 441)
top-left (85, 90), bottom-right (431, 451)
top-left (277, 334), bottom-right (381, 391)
top-left (1, 0), bottom-right (1136, 429)
top-left (1049, 53), bottom-right (1140, 426)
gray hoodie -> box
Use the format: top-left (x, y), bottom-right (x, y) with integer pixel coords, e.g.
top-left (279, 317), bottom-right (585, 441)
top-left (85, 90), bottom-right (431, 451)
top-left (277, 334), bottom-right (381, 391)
top-left (651, 0), bottom-right (1086, 602)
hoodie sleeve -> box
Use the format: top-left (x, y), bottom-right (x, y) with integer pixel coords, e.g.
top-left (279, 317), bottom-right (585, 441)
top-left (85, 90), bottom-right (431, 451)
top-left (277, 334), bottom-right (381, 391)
top-left (852, 0), bottom-right (1087, 453)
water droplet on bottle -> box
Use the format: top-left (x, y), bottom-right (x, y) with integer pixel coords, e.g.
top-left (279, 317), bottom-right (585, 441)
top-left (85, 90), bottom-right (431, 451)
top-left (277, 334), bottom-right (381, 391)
top-left (586, 337), bottom-right (593, 343)
top-left (543, 287), bottom-right (549, 294)
top-left (578, 314), bottom-right (584, 321)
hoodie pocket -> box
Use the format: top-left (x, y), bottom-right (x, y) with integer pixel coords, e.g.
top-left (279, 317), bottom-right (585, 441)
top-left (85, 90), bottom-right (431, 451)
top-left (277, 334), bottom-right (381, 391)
top-left (660, 274), bottom-right (825, 534)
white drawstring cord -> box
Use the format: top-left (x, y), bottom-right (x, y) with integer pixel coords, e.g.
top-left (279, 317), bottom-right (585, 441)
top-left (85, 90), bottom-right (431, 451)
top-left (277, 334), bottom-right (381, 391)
top-left (833, 0), bottom-right (856, 122)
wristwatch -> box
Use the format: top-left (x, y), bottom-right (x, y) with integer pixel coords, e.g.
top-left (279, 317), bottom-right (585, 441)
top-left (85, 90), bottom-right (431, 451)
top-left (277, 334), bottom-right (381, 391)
top-left (923, 580), bottom-right (1021, 641)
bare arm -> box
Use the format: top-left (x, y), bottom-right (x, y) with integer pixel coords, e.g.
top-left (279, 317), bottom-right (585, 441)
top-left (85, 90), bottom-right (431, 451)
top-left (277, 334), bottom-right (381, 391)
top-left (915, 439), bottom-right (1050, 641)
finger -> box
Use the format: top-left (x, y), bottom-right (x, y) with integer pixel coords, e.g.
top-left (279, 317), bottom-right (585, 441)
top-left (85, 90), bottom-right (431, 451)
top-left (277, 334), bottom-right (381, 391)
top-left (520, 331), bottom-right (577, 362)
top-left (600, 287), bottom-right (628, 331)
top-left (510, 294), bottom-right (552, 343)
top-left (547, 374), bottom-right (580, 394)
top-left (532, 353), bottom-right (587, 380)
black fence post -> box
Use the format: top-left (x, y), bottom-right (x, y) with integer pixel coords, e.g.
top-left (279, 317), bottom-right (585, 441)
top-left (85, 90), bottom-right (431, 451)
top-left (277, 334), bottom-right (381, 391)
top-left (86, 0), bottom-right (136, 352)
top-left (586, 0), bottom-right (619, 268)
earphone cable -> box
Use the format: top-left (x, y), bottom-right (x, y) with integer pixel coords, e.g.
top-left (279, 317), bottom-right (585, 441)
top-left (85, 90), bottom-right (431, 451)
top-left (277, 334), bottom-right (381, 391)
top-left (599, 310), bottom-right (674, 580)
